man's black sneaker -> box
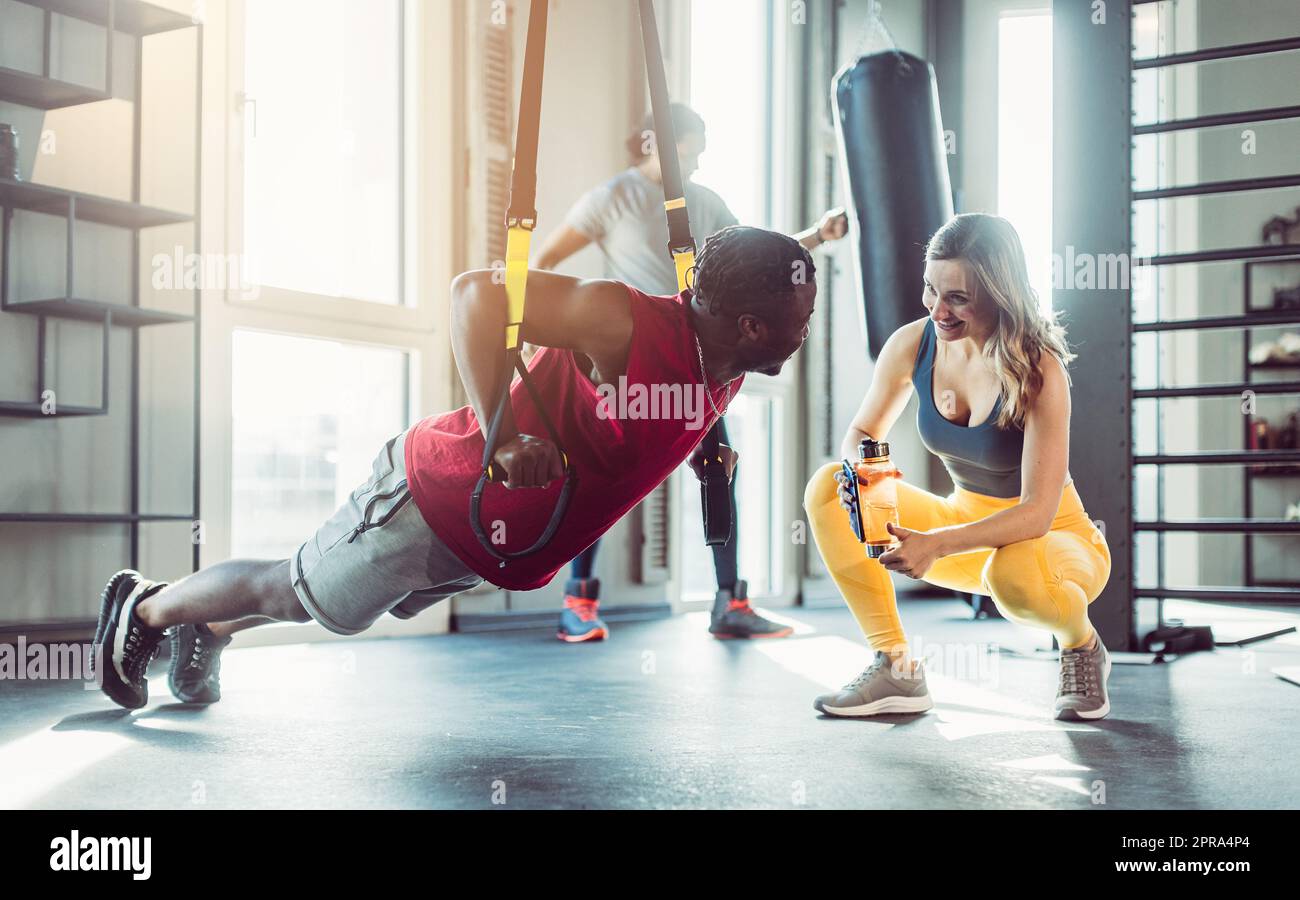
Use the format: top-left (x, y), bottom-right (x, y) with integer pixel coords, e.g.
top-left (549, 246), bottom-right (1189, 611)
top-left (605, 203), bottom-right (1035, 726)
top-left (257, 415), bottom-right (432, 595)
top-left (708, 580), bottom-right (794, 639)
top-left (92, 570), bottom-right (168, 710)
top-left (169, 623), bottom-right (232, 704)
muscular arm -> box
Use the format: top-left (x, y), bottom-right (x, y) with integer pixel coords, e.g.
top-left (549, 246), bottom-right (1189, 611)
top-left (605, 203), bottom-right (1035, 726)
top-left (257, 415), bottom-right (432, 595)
top-left (449, 269), bottom-right (631, 485)
top-left (534, 224), bottom-right (594, 271)
top-left (931, 353), bottom-right (1072, 554)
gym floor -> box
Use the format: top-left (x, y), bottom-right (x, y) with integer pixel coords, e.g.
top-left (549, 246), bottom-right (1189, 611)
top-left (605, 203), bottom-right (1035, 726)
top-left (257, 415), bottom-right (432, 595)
top-left (3, 598), bottom-right (1297, 810)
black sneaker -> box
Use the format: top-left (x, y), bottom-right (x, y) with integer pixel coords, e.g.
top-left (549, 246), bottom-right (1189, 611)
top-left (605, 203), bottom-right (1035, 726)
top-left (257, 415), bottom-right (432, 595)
top-left (708, 580), bottom-right (794, 639)
top-left (169, 624), bottom-right (232, 704)
top-left (92, 570), bottom-right (168, 710)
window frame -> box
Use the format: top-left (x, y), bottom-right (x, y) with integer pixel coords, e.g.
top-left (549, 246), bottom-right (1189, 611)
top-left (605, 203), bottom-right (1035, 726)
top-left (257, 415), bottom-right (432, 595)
top-left (200, 0), bottom-right (462, 576)
top-left (224, 0), bottom-right (432, 332)
top-left (670, 0), bottom-right (800, 612)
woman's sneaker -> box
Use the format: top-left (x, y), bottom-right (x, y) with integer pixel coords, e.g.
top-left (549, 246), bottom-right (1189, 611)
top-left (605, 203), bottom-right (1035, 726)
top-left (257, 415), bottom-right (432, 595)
top-left (814, 651), bottom-right (934, 717)
top-left (169, 623), bottom-right (232, 704)
top-left (1054, 632), bottom-right (1111, 720)
top-left (92, 570), bottom-right (168, 710)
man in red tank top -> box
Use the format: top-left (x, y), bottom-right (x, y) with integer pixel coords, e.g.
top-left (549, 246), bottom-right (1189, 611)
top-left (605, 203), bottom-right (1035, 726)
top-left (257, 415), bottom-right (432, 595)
top-left (89, 226), bottom-right (817, 710)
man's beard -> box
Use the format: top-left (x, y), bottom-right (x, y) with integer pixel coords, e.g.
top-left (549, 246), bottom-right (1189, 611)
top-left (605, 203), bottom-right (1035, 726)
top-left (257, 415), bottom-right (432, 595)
top-left (737, 338), bottom-right (790, 377)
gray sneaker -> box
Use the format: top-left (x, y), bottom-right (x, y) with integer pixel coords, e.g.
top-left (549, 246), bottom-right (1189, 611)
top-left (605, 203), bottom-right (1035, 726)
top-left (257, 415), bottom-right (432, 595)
top-left (814, 651), bottom-right (934, 717)
top-left (1054, 633), bottom-right (1111, 720)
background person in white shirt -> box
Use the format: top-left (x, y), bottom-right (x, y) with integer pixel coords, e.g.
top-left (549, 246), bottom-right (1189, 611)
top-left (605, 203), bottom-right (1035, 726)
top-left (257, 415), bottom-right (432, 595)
top-left (531, 102), bottom-right (847, 642)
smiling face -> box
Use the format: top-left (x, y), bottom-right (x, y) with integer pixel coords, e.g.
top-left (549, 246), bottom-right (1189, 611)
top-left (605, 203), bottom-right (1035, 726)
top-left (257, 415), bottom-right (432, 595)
top-left (736, 281), bottom-right (816, 376)
top-left (922, 258), bottom-right (998, 345)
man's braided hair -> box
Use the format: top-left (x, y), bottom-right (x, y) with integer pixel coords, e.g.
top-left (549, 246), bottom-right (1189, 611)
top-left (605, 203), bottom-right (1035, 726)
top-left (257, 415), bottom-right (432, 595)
top-left (690, 225), bottom-right (815, 322)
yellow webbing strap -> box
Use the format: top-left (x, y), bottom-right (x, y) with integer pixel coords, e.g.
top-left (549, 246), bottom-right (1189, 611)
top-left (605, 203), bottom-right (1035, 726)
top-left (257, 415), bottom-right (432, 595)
top-left (672, 248), bottom-right (695, 294)
top-left (664, 197), bottom-right (694, 293)
top-left (503, 225), bottom-right (533, 351)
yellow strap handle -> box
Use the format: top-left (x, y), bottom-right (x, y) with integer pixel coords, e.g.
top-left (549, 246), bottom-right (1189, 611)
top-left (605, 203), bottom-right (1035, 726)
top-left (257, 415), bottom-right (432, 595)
top-left (504, 225), bottom-right (533, 350)
top-left (672, 248), bottom-right (695, 294)
top-left (664, 196), bottom-right (694, 294)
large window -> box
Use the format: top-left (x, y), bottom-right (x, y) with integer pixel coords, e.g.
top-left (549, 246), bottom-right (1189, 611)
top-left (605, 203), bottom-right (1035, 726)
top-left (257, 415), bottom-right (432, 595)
top-left (996, 11), bottom-right (1053, 312)
top-left (217, 0), bottom-right (448, 572)
top-left (678, 393), bottom-right (783, 600)
top-left (678, 0), bottom-right (792, 604)
top-left (230, 331), bottom-right (409, 558)
top-left (688, 0), bottom-right (772, 227)
top-left (241, 0), bottom-right (404, 305)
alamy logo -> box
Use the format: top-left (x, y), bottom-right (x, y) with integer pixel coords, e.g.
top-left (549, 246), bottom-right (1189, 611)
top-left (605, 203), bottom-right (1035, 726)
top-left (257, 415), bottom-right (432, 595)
top-left (49, 831), bottom-right (151, 880)
top-left (594, 377), bottom-right (709, 430)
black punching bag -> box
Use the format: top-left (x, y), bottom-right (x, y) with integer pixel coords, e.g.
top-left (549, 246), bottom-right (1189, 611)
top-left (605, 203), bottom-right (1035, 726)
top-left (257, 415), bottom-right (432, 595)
top-left (834, 50), bottom-right (953, 361)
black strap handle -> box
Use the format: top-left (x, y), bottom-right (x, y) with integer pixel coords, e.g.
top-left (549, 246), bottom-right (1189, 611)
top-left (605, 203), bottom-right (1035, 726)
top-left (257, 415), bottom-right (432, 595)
top-left (637, 0), bottom-right (733, 547)
top-left (506, 0), bottom-right (547, 229)
top-left (471, 0), bottom-right (577, 566)
top-left (698, 423), bottom-right (733, 546)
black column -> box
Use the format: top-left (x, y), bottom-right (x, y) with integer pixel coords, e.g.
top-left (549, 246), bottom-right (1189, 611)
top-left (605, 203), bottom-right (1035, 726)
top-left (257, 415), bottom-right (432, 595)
top-left (1052, 0), bottom-right (1134, 649)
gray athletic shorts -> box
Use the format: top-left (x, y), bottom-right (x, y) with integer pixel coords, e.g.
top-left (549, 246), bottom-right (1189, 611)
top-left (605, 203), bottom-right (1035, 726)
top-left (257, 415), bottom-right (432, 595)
top-left (289, 429), bottom-right (484, 635)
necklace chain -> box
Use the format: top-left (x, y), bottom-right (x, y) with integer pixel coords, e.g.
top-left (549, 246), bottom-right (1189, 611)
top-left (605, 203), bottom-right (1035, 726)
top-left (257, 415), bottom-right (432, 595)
top-left (695, 332), bottom-right (737, 419)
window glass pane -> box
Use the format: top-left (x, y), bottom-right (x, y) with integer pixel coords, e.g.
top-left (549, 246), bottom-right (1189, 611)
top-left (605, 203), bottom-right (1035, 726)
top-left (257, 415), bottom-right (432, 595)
top-left (689, 0), bottom-right (769, 228)
top-left (231, 330), bottom-right (408, 558)
top-left (679, 391), bottom-right (779, 600)
top-left (243, 0), bottom-right (402, 304)
top-left (996, 11), bottom-right (1053, 313)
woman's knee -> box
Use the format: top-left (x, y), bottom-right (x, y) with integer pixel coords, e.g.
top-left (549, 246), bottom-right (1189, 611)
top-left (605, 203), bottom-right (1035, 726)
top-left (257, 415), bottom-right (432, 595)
top-left (802, 461), bottom-right (842, 514)
top-left (982, 540), bottom-right (1045, 612)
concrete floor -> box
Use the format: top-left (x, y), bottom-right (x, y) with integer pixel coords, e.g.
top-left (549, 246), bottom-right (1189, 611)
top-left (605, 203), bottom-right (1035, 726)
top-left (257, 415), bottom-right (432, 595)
top-left (2, 599), bottom-right (1298, 809)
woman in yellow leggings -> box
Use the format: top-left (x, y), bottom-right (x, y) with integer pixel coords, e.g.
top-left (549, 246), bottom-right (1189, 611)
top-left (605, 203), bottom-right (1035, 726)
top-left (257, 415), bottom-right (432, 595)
top-left (804, 214), bottom-right (1113, 721)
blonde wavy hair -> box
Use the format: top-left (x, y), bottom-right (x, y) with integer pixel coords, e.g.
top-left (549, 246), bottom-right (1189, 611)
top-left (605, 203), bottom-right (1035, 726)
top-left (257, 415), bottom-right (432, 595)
top-left (925, 213), bottom-right (1076, 431)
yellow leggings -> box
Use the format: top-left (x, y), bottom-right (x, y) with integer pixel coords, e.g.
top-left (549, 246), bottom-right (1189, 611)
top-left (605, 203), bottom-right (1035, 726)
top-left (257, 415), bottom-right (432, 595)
top-left (803, 462), bottom-right (1112, 653)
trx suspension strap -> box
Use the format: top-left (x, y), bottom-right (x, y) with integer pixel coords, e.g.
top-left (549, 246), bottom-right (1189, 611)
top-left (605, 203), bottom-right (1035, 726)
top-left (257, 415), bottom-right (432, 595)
top-left (636, 0), bottom-right (734, 547)
top-left (470, 0), bottom-right (577, 566)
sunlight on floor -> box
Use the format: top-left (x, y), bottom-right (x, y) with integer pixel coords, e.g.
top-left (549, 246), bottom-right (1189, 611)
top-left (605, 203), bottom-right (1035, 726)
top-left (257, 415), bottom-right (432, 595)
top-left (0, 725), bottom-right (130, 809)
top-left (753, 631), bottom-right (1094, 741)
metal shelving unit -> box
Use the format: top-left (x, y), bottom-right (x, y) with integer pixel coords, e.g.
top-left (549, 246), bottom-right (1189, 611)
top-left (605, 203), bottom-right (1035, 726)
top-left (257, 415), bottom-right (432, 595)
top-left (1129, 4), bottom-right (1300, 653)
top-left (0, 0), bottom-right (203, 634)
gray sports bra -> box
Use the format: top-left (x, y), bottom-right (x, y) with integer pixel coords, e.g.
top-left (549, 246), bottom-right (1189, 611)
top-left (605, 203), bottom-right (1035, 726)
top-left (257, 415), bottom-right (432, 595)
top-left (912, 319), bottom-right (1024, 498)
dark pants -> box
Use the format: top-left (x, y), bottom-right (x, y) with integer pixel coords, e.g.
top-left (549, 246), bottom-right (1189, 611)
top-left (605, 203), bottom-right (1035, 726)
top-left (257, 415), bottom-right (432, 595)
top-left (569, 419), bottom-right (739, 593)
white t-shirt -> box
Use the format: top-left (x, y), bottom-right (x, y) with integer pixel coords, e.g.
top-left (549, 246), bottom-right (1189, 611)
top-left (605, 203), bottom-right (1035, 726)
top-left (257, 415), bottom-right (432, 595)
top-left (564, 167), bottom-right (739, 295)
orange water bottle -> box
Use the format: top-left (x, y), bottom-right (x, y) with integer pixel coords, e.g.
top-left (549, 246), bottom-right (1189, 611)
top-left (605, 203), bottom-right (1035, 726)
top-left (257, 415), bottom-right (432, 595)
top-left (854, 439), bottom-right (903, 558)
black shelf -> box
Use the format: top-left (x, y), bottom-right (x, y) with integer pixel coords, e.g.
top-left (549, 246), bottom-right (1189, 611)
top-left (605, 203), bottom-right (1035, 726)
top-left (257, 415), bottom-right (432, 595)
top-left (0, 177), bottom-right (190, 229)
top-left (1133, 310), bottom-right (1300, 332)
top-left (1250, 359), bottom-right (1300, 369)
top-left (1135, 449), bottom-right (1300, 466)
top-left (1133, 104), bottom-right (1300, 136)
top-left (1134, 586), bottom-right (1300, 602)
top-left (0, 0), bottom-right (204, 605)
top-left (1132, 36), bottom-right (1300, 70)
top-left (0, 512), bottom-right (192, 523)
top-left (1133, 173), bottom-right (1300, 201)
top-left (24, 0), bottom-right (196, 37)
top-left (2, 297), bottom-right (193, 327)
top-left (0, 400), bottom-right (104, 417)
top-left (1134, 518), bottom-right (1300, 533)
top-left (0, 65), bottom-right (108, 109)
top-left (1134, 380), bottom-right (1300, 399)
top-left (1146, 243), bottom-right (1300, 266)
top-left (1248, 465), bottom-right (1300, 478)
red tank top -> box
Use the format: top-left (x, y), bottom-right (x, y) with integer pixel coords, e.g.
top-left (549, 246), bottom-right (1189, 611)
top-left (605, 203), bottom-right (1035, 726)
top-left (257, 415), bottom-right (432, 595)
top-left (405, 285), bottom-right (743, 591)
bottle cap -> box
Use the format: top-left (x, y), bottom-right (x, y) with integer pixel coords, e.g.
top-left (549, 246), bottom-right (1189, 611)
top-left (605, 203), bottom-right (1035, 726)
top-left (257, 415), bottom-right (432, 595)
top-left (858, 438), bottom-right (889, 459)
